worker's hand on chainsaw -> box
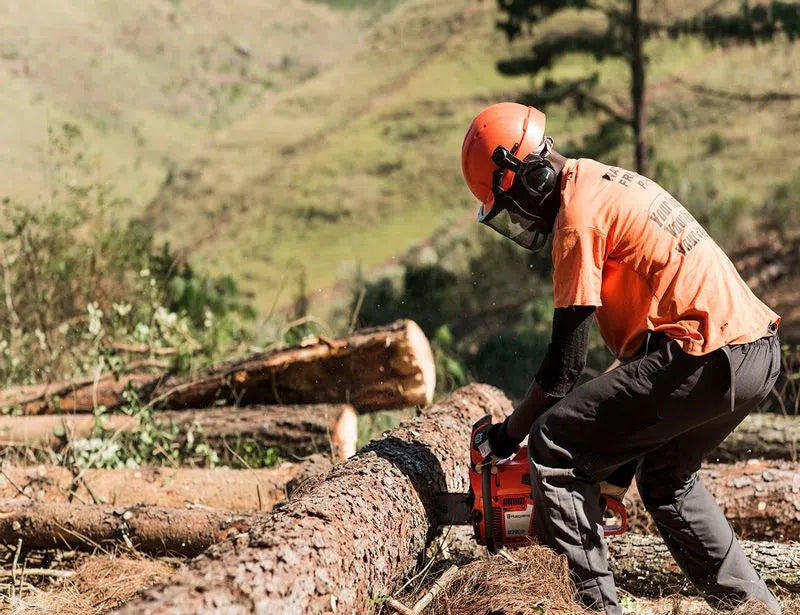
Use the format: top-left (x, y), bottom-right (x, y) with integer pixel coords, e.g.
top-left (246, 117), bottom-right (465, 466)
top-left (488, 419), bottom-right (521, 459)
top-left (472, 418), bottom-right (520, 468)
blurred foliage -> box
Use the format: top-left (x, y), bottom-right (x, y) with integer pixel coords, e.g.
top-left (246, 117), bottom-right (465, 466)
top-left (760, 173), bottom-right (800, 231)
top-left (0, 124), bottom-right (254, 388)
top-left (350, 227), bottom-right (612, 400)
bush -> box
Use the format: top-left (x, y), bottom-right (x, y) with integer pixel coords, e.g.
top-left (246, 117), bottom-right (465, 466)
top-left (0, 124), bottom-right (253, 387)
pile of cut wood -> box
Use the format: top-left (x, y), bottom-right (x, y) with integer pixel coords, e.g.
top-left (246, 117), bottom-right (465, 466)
top-left (0, 322), bottom-right (436, 593)
top-left (0, 318), bottom-right (798, 614)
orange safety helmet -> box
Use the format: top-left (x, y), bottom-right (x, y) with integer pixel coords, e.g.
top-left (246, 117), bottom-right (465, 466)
top-left (461, 102), bottom-right (547, 217)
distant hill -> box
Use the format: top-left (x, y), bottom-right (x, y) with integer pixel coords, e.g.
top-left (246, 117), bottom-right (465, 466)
top-left (144, 0), bottom-right (530, 311)
top-left (0, 0), bottom-right (363, 205)
top-left (143, 0), bottom-right (800, 315)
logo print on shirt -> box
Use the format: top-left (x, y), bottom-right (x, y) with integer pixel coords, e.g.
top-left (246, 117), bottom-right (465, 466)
top-left (604, 166), bottom-right (709, 256)
top-left (647, 193), bottom-right (709, 255)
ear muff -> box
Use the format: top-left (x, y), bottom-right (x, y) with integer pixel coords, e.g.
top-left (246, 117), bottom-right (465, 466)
top-left (519, 155), bottom-right (557, 199)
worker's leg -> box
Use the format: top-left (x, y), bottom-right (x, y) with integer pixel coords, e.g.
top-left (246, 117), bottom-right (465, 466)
top-left (527, 335), bottom-right (776, 613)
top-left (637, 335), bottom-right (781, 614)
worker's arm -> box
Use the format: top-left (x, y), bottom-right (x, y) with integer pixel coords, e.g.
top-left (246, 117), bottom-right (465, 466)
top-left (489, 306), bottom-right (595, 454)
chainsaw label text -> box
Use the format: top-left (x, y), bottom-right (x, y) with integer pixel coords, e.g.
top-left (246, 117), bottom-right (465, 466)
top-left (504, 505), bottom-right (533, 536)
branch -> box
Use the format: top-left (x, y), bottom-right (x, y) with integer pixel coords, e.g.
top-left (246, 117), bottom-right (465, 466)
top-left (498, 28), bottom-right (625, 76)
top-left (496, 0), bottom-right (600, 41)
top-left (645, 2), bottom-right (800, 44)
top-left (519, 76), bottom-right (632, 126)
top-left (678, 78), bottom-right (800, 102)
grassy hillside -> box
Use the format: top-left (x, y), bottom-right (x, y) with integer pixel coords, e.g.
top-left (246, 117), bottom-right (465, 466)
top-left (0, 0), bottom-right (363, 205)
top-left (4, 0), bottom-right (799, 322)
top-left (144, 0), bottom-right (531, 312)
top-left (143, 0), bottom-right (800, 317)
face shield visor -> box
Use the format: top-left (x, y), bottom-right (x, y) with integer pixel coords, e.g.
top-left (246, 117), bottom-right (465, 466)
top-left (477, 197), bottom-right (549, 251)
top-left (476, 140), bottom-right (557, 251)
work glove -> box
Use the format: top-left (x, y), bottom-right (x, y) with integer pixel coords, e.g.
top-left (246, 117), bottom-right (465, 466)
top-left (488, 419), bottom-right (522, 459)
top-left (472, 418), bottom-right (521, 471)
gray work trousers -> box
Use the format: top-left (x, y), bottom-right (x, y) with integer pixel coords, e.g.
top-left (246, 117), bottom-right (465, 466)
top-left (528, 333), bottom-right (781, 614)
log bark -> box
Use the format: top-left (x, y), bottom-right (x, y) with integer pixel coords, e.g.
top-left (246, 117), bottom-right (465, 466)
top-left (624, 460), bottom-right (800, 541)
top-left (0, 404), bottom-right (358, 461)
top-left (116, 383), bottom-right (512, 615)
top-left (1, 320), bottom-right (435, 414)
top-left (0, 500), bottom-right (254, 557)
top-left (608, 534), bottom-right (800, 597)
top-left (0, 374), bottom-right (162, 416)
top-left (156, 319), bottom-right (435, 412)
top-left (0, 457), bottom-right (332, 512)
top-left (711, 413), bottom-right (799, 462)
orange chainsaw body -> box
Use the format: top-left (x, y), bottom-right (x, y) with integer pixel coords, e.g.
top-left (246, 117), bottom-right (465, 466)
top-left (467, 415), bottom-right (627, 552)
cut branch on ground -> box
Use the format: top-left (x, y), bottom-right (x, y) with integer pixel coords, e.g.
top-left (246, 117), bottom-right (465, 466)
top-left (0, 458), bottom-right (332, 511)
top-left (0, 500), bottom-right (256, 557)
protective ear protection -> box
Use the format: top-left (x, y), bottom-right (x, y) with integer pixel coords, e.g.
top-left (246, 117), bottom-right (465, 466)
top-left (491, 142), bottom-right (557, 201)
top-left (478, 137), bottom-right (559, 252)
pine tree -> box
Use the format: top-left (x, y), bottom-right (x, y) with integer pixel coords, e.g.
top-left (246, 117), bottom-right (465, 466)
top-left (497, 1), bottom-right (800, 175)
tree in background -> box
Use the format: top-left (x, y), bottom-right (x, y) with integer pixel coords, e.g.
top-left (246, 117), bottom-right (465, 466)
top-left (496, 0), bottom-right (800, 175)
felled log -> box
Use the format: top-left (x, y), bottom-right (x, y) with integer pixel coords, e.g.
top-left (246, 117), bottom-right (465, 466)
top-left (117, 384), bottom-right (512, 615)
top-left (711, 413), bottom-right (799, 462)
top-left (1, 320), bottom-right (435, 414)
top-left (0, 373), bottom-right (162, 416)
top-left (624, 460), bottom-right (800, 541)
top-left (608, 534), bottom-right (800, 596)
top-left (157, 320), bottom-right (435, 411)
top-left (163, 404), bottom-right (358, 461)
top-left (0, 457), bottom-right (332, 511)
top-left (0, 404), bottom-right (358, 461)
top-left (0, 500), bottom-right (255, 556)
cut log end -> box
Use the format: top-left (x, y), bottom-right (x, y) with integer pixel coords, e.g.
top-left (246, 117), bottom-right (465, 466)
top-left (330, 404), bottom-right (358, 460)
top-left (405, 319), bottom-right (436, 407)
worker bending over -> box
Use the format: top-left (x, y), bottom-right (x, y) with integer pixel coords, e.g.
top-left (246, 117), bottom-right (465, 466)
top-left (461, 102), bottom-right (781, 614)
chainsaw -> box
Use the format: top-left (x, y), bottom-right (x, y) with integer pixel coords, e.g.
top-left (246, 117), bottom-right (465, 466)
top-left (436, 414), bottom-right (627, 553)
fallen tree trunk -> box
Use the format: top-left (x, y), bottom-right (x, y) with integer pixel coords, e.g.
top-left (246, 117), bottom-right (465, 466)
top-left (1, 320), bottom-right (435, 414)
top-left (608, 534), bottom-right (800, 596)
top-left (624, 460), bottom-right (800, 541)
top-left (156, 319), bottom-right (435, 412)
top-left (117, 384), bottom-right (512, 615)
top-left (0, 457), bottom-right (332, 511)
top-left (710, 413), bottom-right (799, 462)
top-left (0, 373), bottom-right (163, 416)
top-left (0, 404), bottom-right (358, 461)
top-left (0, 500), bottom-right (254, 557)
